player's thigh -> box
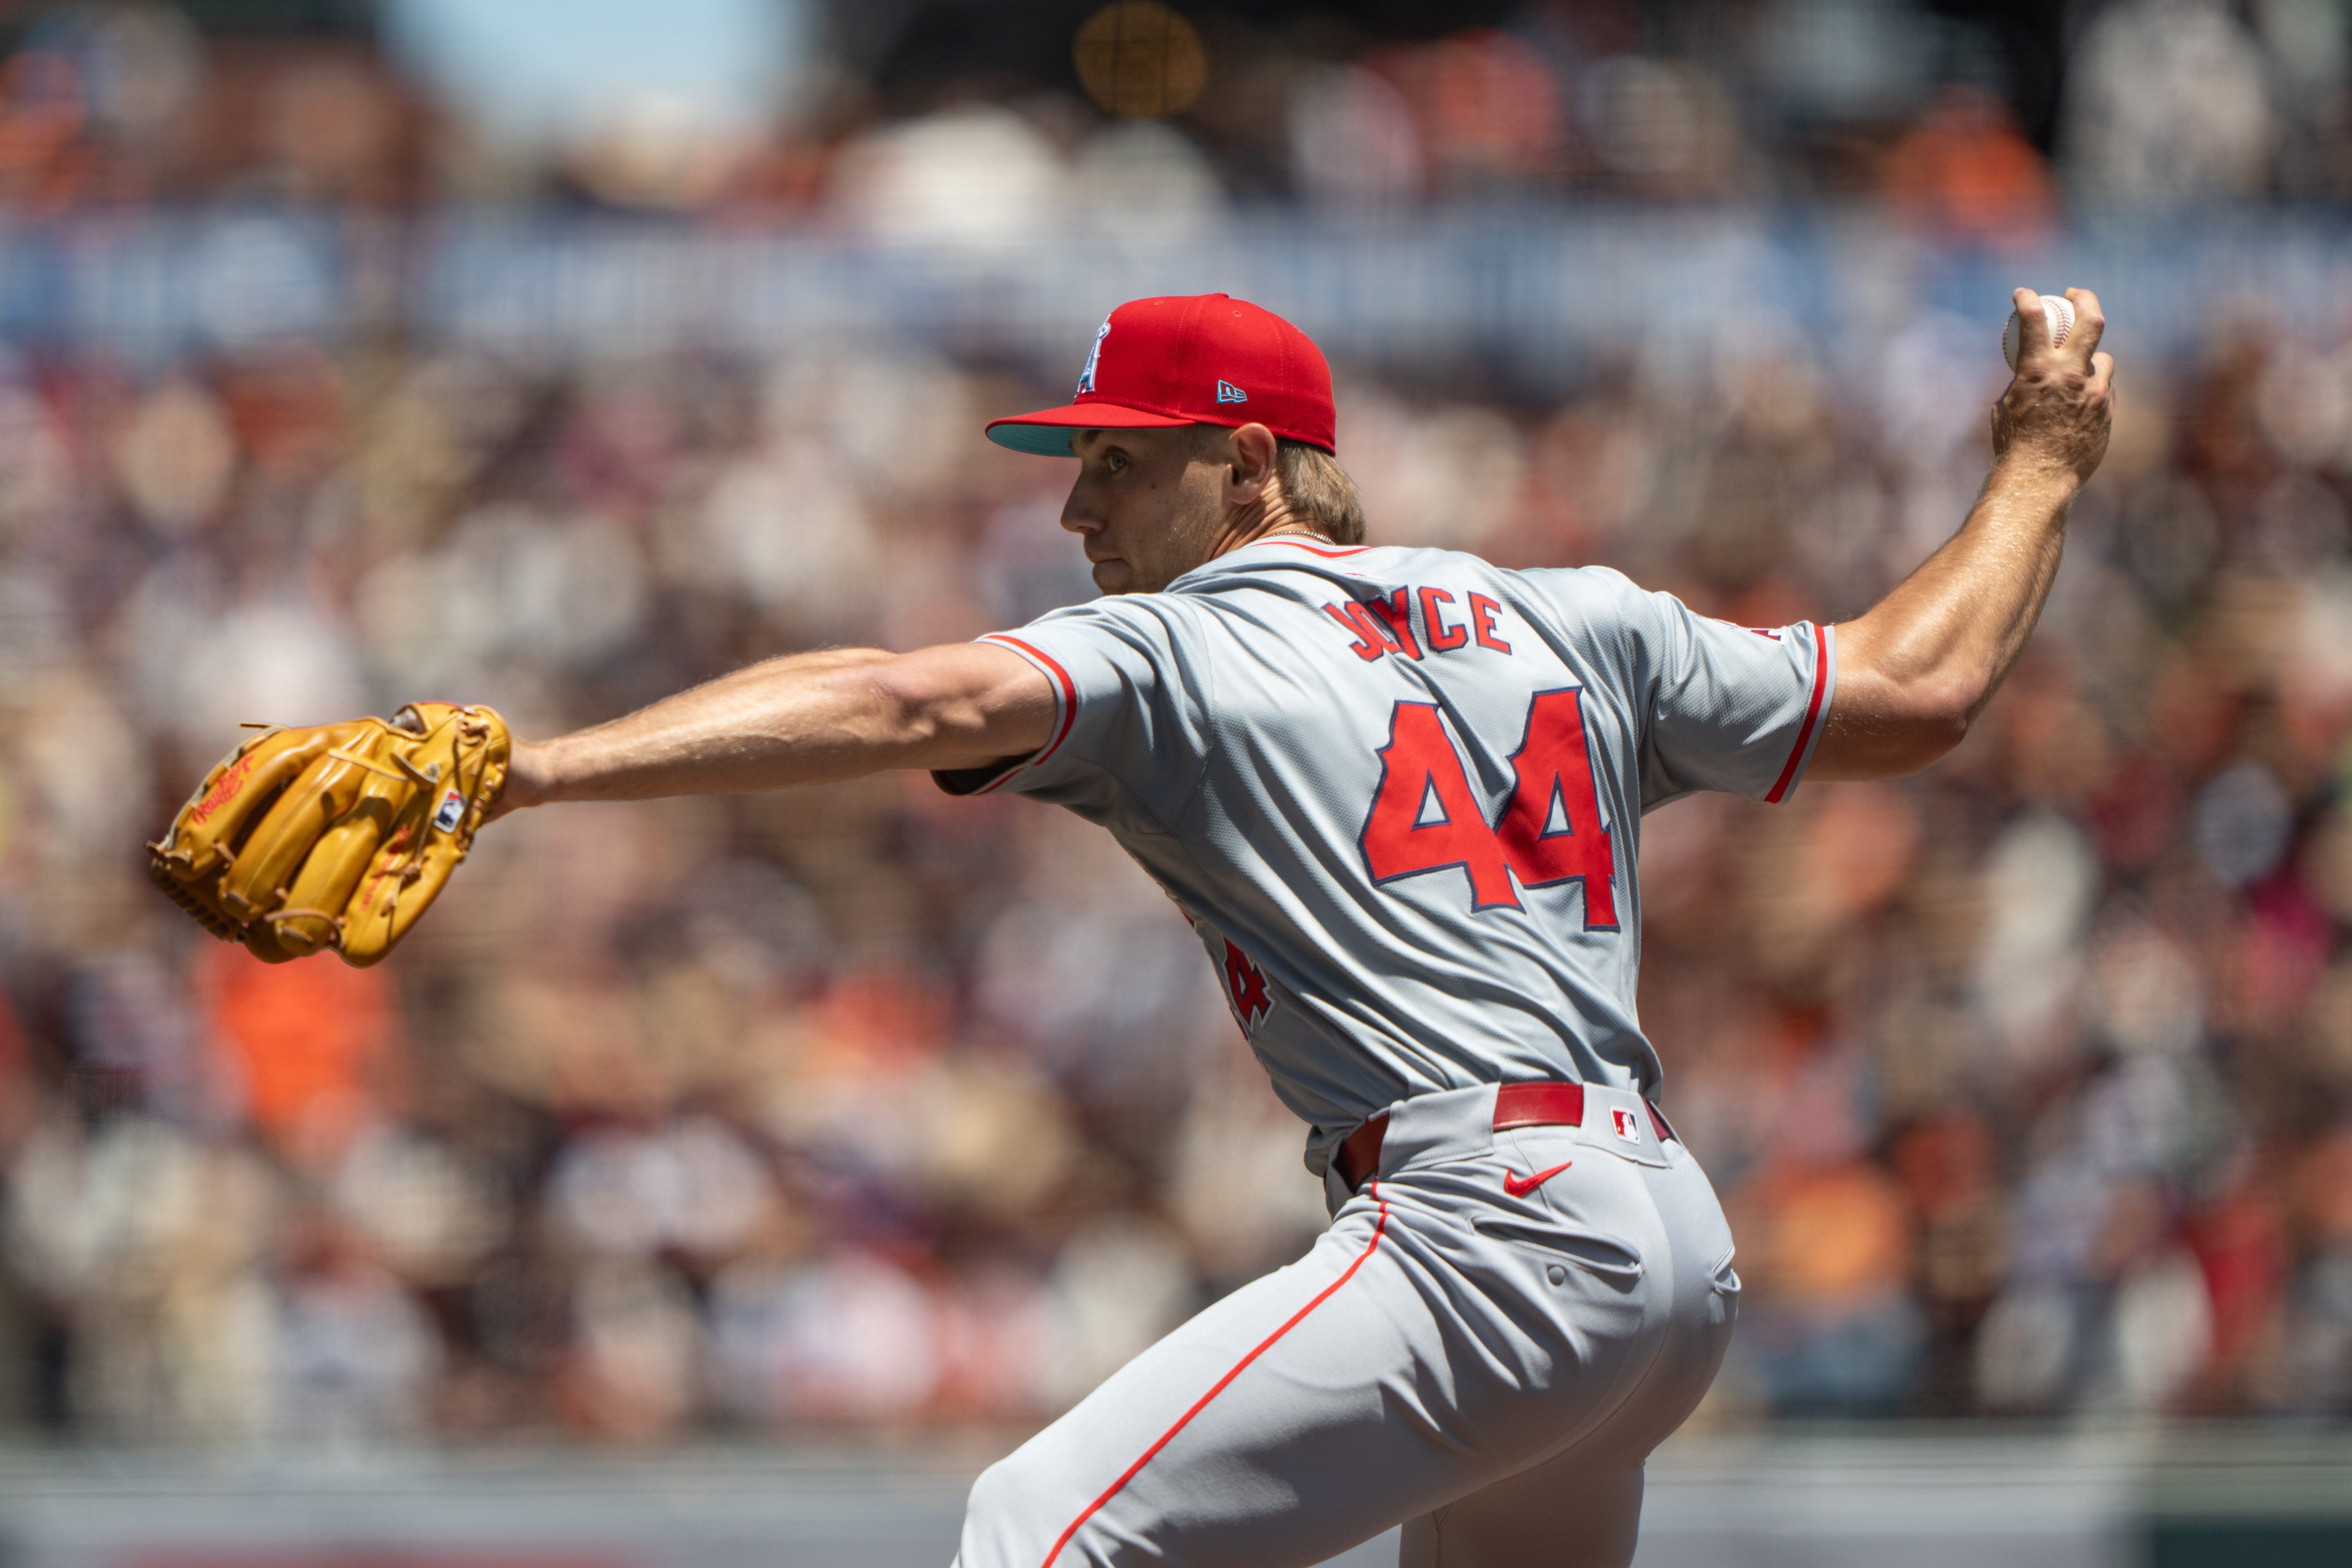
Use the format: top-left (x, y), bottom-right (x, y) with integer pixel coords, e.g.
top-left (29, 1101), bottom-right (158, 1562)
top-left (1396, 1457), bottom-right (1643, 1568)
top-left (950, 1203), bottom-right (1411, 1568)
top-left (957, 1192), bottom-right (1491, 1568)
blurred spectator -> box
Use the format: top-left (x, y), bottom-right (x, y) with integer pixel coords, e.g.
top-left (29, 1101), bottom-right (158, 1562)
top-left (1880, 85), bottom-right (2056, 244)
top-left (272, 1213), bottom-right (440, 1440)
top-left (1579, 55), bottom-right (1746, 200)
top-left (1372, 29), bottom-right (1562, 193)
top-left (205, 946), bottom-right (394, 1162)
top-left (2062, 0), bottom-right (2277, 208)
top-left (828, 106), bottom-right (1069, 247)
top-left (1288, 63), bottom-right (1423, 207)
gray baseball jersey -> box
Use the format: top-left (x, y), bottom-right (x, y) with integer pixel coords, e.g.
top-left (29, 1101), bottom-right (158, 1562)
top-left (940, 536), bottom-right (1834, 1176)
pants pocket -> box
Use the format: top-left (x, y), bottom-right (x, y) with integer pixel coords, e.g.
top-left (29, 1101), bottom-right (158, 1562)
top-left (1472, 1218), bottom-right (1647, 1285)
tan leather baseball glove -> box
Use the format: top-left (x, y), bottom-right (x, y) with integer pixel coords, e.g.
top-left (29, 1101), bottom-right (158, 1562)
top-left (148, 703), bottom-right (509, 966)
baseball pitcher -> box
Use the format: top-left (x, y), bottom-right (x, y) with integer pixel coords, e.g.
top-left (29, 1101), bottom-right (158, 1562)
top-left (151, 289), bottom-right (2112, 1567)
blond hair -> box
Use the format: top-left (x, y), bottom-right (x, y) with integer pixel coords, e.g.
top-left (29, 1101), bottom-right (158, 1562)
top-left (1276, 439), bottom-right (1366, 546)
top-left (1193, 424), bottom-right (1366, 545)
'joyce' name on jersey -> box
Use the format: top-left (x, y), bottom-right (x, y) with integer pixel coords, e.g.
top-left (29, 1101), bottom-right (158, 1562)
top-left (1321, 585), bottom-right (1512, 662)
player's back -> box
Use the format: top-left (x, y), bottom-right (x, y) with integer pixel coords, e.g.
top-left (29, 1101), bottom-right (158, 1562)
top-left (949, 536), bottom-right (1832, 1155)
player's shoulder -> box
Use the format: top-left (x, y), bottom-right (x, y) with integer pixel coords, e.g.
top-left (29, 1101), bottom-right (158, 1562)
top-left (1501, 560), bottom-right (1644, 602)
top-left (1019, 584), bottom-right (1208, 646)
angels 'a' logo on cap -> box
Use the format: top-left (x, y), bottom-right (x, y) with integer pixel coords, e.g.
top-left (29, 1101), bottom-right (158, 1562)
top-left (1075, 319), bottom-right (1111, 395)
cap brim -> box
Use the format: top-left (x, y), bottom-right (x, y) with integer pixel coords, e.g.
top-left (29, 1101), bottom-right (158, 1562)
top-left (984, 402), bottom-right (1194, 457)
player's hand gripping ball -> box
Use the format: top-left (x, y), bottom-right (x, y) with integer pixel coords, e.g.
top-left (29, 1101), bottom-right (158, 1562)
top-left (148, 703), bottom-right (509, 966)
top-left (2002, 293), bottom-right (2075, 371)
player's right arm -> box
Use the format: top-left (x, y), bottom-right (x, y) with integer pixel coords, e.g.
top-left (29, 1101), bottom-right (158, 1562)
top-left (490, 641), bottom-right (1057, 815)
top-left (1808, 286), bottom-right (2115, 782)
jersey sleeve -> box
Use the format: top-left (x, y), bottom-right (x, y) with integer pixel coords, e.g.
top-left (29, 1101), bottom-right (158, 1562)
top-left (930, 595), bottom-right (1210, 830)
top-left (1633, 592), bottom-right (1835, 811)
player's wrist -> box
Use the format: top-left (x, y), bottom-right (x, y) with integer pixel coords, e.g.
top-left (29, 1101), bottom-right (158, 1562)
top-left (1984, 447), bottom-right (2086, 503)
top-left (492, 739), bottom-right (560, 816)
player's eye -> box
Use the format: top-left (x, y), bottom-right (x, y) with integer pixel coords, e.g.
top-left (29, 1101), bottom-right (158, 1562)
top-left (1104, 449), bottom-right (1129, 473)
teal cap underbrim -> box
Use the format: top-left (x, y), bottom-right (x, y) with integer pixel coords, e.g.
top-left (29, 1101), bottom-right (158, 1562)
top-left (985, 422), bottom-right (1082, 457)
top-left (984, 400), bottom-right (1197, 457)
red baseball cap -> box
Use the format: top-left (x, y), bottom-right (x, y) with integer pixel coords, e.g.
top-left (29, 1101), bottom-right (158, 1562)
top-left (986, 294), bottom-right (1337, 457)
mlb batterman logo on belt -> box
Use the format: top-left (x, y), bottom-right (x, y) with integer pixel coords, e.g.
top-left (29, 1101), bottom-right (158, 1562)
top-left (985, 293), bottom-right (1338, 457)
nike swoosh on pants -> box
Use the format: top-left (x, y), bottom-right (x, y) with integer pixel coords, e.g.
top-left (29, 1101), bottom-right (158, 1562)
top-left (1502, 1160), bottom-right (1573, 1197)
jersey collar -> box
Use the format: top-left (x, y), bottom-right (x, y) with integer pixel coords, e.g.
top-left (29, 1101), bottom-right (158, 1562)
top-left (1170, 533), bottom-right (1371, 586)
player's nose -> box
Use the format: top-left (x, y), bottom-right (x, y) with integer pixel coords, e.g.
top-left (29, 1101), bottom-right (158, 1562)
top-left (1059, 481), bottom-right (1104, 534)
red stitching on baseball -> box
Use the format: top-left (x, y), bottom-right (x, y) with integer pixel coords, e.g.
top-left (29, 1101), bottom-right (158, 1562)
top-left (1039, 1188), bottom-right (1392, 1568)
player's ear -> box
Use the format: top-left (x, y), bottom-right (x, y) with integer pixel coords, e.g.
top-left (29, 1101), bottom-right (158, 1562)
top-left (1224, 422), bottom-right (1278, 501)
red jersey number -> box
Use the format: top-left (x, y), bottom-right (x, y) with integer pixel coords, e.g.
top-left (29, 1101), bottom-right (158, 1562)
top-left (1361, 691), bottom-right (1620, 929)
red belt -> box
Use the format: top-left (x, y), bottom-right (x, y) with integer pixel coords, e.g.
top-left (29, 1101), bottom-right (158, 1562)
top-left (1334, 1081), bottom-right (1672, 1193)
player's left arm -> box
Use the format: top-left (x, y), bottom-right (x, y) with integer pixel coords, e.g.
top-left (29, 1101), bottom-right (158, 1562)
top-left (491, 642), bottom-right (1057, 814)
top-left (1808, 286), bottom-right (2114, 783)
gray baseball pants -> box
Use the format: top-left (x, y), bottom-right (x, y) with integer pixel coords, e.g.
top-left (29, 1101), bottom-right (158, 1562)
top-left (955, 1082), bottom-right (1742, 1568)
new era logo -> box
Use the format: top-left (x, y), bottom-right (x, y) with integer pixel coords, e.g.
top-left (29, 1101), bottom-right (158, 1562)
top-left (1216, 380), bottom-right (1247, 403)
top-left (1610, 1107), bottom-right (1643, 1144)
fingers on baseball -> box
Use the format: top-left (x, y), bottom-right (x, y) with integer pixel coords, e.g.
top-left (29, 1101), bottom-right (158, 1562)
top-left (2063, 288), bottom-right (2105, 363)
top-left (2011, 287), bottom-right (2049, 354)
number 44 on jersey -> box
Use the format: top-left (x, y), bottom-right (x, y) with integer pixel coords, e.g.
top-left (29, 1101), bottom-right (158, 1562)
top-left (1361, 689), bottom-right (1620, 929)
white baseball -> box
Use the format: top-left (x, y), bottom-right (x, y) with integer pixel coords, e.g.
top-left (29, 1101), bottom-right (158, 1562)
top-left (2002, 293), bottom-right (2075, 371)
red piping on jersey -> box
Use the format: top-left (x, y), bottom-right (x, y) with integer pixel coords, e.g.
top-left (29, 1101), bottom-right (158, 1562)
top-left (1764, 626), bottom-right (1829, 805)
top-left (1258, 537), bottom-right (1368, 558)
top-left (1039, 1187), bottom-right (1393, 1568)
top-left (977, 635), bottom-right (1077, 794)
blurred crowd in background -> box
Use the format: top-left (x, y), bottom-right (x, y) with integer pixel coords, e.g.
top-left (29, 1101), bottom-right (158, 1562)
top-left (0, 0), bottom-right (2346, 1449)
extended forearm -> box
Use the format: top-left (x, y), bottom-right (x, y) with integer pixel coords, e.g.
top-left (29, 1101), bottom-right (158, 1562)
top-left (1855, 459), bottom-right (2077, 718)
top-left (1815, 463), bottom-right (2075, 780)
top-left (496, 638), bottom-right (1057, 813)
top-left (517, 647), bottom-right (914, 806)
